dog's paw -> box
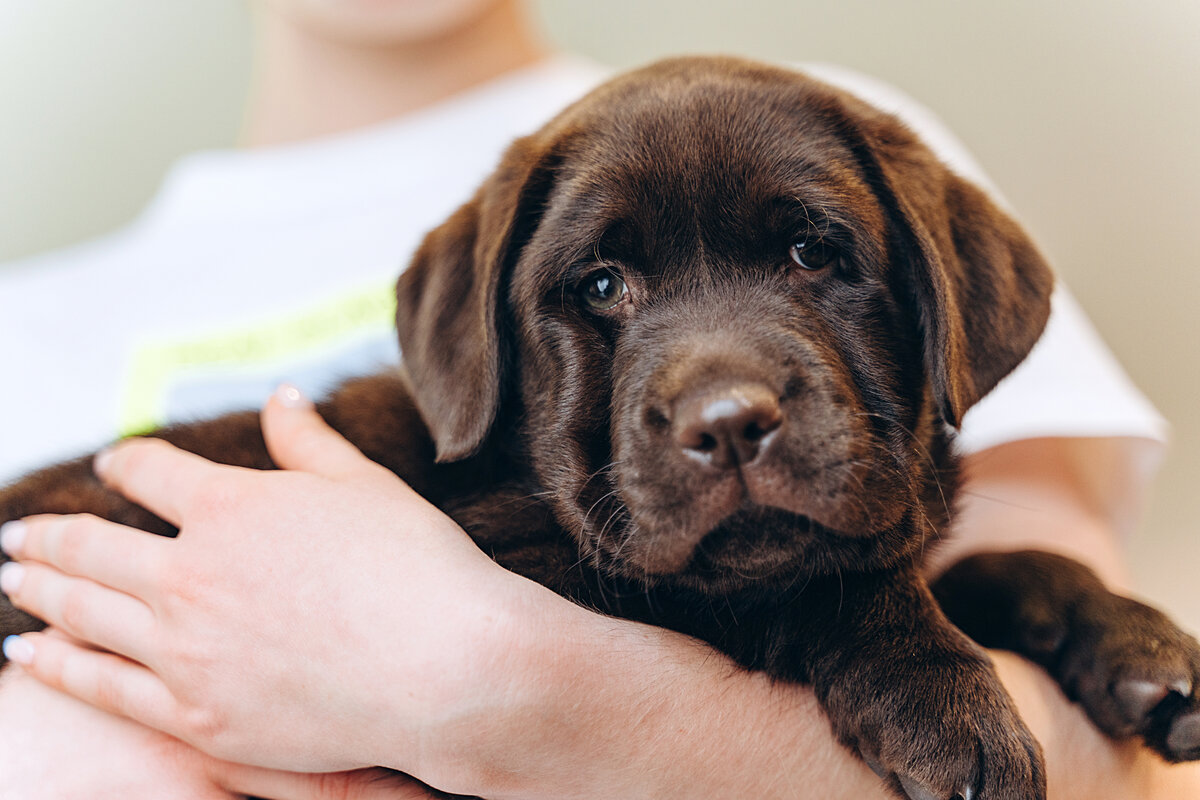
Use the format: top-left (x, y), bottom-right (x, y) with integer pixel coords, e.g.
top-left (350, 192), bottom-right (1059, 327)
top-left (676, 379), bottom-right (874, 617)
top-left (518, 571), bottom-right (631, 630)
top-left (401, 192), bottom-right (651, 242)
top-left (836, 657), bottom-right (1045, 800)
top-left (1058, 592), bottom-right (1200, 762)
top-left (933, 550), bottom-right (1200, 763)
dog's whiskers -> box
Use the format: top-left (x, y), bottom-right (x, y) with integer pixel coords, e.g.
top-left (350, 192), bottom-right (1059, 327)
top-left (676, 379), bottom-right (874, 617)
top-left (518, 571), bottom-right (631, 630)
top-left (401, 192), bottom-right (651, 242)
top-left (583, 487), bottom-right (622, 529)
top-left (573, 458), bottom-right (625, 505)
top-left (851, 411), bottom-right (953, 523)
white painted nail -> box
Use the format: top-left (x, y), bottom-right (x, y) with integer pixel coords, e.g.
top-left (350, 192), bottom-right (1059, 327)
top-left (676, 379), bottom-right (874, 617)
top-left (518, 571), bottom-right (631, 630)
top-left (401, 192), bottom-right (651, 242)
top-left (275, 383), bottom-right (311, 409)
top-left (3, 635), bottom-right (33, 665)
top-left (94, 446), bottom-right (115, 476)
top-left (0, 562), bottom-right (24, 596)
top-left (0, 520), bottom-right (26, 556)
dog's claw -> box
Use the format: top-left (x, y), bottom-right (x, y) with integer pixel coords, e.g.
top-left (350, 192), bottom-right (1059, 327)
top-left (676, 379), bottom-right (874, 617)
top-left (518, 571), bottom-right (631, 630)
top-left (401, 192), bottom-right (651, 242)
top-left (1167, 711), bottom-right (1200, 759)
top-left (1114, 678), bottom-right (1171, 723)
top-left (862, 753), bottom-right (889, 780)
top-left (898, 775), bottom-right (939, 800)
top-left (892, 772), bottom-right (980, 800)
top-left (882, 769), bottom-right (979, 800)
top-left (1050, 592), bottom-right (1200, 761)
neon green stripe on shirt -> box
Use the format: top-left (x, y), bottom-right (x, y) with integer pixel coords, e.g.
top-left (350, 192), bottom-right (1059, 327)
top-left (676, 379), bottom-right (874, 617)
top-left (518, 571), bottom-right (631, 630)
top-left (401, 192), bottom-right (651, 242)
top-left (119, 281), bottom-right (396, 436)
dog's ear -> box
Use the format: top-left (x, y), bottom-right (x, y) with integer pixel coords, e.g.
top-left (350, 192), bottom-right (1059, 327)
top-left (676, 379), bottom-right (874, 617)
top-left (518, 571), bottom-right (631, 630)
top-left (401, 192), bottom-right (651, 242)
top-left (859, 112), bottom-right (1055, 427)
top-left (396, 134), bottom-right (559, 461)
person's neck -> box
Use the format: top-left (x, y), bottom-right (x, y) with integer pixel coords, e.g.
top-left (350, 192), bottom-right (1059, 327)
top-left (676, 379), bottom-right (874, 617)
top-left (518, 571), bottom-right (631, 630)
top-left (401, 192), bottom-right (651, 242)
top-left (241, 4), bottom-right (549, 148)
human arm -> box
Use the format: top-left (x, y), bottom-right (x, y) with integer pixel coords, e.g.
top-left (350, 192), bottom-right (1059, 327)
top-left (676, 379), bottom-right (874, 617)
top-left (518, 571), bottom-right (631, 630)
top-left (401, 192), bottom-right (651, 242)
top-left (930, 437), bottom-right (1136, 585)
top-left (3, 392), bottom-right (1198, 799)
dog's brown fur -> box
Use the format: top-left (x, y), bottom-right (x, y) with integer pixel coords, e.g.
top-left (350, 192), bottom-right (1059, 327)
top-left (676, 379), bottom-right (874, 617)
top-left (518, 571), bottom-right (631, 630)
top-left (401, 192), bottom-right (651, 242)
top-left (4, 57), bottom-right (1199, 799)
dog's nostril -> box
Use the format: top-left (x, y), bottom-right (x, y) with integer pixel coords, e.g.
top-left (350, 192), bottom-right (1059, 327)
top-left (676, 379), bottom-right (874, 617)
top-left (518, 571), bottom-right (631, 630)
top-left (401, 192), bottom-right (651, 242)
top-left (696, 432), bottom-right (718, 452)
top-left (744, 420), bottom-right (772, 442)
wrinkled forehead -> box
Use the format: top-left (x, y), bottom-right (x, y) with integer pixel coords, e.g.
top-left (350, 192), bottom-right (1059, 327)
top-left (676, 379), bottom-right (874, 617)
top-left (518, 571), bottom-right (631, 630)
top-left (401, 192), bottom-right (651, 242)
top-left (526, 75), bottom-right (891, 271)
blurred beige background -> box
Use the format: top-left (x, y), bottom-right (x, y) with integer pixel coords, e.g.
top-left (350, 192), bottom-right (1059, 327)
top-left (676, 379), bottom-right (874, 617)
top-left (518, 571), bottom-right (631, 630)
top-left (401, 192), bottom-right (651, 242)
top-left (1, 1), bottom-right (1196, 629)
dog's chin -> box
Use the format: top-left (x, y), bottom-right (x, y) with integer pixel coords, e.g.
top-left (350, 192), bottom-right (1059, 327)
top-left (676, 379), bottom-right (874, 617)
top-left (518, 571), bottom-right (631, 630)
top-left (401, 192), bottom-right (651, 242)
top-left (603, 505), bottom-right (820, 594)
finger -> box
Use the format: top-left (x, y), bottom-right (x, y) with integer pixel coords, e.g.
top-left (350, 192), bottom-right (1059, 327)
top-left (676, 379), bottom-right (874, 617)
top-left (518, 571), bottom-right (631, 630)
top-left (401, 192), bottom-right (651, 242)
top-left (1, 560), bottom-right (156, 666)
top-left (262, 384), bottom-right (388, 483)
top-left (95, 437), bottom-right (228, 527)
top-left (4, 514), bottom-right (167, 599)
top-left (209, 763), bottom-right (439, 800)
top-left (4, 631), bottom-right (180, 735)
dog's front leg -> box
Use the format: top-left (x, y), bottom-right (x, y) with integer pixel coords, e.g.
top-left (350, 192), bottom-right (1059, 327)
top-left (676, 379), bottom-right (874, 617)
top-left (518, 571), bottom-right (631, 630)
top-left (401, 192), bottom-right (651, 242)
top-left (934, 550), bottom-right (1200, 762)
top-left (771, 569), bottom-right (1046, 800)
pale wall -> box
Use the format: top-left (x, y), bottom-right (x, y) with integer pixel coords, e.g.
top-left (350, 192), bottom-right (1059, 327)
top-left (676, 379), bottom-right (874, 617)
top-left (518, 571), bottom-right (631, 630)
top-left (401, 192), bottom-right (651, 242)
top-left (1, 0), bottom-right (1196, 629)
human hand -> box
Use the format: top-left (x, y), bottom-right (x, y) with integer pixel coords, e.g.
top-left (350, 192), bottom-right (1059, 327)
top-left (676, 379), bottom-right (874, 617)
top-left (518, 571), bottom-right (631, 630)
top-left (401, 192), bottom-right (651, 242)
top-left (1, 648), bottom-right (441, 800)
top-left (0, 385), bottom-right (564, 790)
top-left (0, 636), bottom-right (242, 800)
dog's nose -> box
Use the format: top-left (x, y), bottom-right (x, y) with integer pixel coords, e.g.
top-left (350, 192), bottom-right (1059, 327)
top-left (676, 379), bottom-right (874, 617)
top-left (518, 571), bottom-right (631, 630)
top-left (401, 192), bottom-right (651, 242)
top-left (673, 382), bottom-right (782, 470)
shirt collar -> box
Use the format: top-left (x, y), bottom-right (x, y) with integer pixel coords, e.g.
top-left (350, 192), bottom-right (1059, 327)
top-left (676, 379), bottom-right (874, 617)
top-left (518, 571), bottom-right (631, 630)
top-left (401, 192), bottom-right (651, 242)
top-left (134, 55), bottom-right (608, 232)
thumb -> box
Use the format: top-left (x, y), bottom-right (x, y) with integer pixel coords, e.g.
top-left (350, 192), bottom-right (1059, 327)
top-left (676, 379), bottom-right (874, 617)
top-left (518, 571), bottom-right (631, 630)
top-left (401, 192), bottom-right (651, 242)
top-left (261, 385), bottom-right (381, 482)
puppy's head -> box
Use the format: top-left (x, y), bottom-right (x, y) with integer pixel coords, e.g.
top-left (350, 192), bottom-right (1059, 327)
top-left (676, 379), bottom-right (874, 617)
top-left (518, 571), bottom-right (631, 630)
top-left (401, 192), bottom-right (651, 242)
top-left (397, 57), bottom-right (1052, 592)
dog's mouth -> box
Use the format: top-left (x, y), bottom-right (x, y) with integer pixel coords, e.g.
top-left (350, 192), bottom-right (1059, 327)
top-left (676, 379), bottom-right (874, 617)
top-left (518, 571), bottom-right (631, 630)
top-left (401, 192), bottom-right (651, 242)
top-left (593, 503), bottom-right (823, 590)
top-left (589, 449), bottom-right (903, 584)
top-left (685, 505), bottom-right (816, 578)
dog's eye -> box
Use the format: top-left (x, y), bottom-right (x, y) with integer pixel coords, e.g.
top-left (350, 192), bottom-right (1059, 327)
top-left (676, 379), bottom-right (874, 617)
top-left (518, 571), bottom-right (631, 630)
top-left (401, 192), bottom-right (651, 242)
top-left (789, 239), bottom-right (839, 271)
top-left (579, 269), bottom-right (628, 311)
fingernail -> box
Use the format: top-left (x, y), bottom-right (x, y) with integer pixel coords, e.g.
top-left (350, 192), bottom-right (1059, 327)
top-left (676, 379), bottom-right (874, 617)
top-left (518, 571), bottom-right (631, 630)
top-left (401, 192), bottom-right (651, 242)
top-left (94, 446), bottom-right (115, 476)
top-left (275, 383), bottom-right (312, 409)
top-left (0, 520), bottom-right (26, 556)
top-left (3, 635), bottom-right (33, 665)
top-left (0, 562), bottom-right (24, 596)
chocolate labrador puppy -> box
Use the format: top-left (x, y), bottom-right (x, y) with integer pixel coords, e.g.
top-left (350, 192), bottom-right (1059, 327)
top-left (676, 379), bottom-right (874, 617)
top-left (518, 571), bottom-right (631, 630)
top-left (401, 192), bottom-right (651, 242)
top-left (3, 56), bottom-right (1199, 799)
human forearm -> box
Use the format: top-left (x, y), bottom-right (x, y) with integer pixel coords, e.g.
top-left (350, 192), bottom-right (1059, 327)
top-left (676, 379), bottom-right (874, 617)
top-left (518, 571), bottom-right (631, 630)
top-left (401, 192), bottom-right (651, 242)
top-left (415, 592), bottom-right (890, 800)
top-left (993, 650), bottom-right (1200, 798)
top-left (445, 599), bottom-right (1200, 800)
top-left (927, 437), bottom-right (1137, 587)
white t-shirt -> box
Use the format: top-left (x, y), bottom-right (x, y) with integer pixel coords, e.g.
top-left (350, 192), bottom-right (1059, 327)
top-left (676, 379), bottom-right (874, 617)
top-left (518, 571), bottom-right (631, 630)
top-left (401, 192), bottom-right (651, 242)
top-left (0, 56), bottom-right (1166, 500)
